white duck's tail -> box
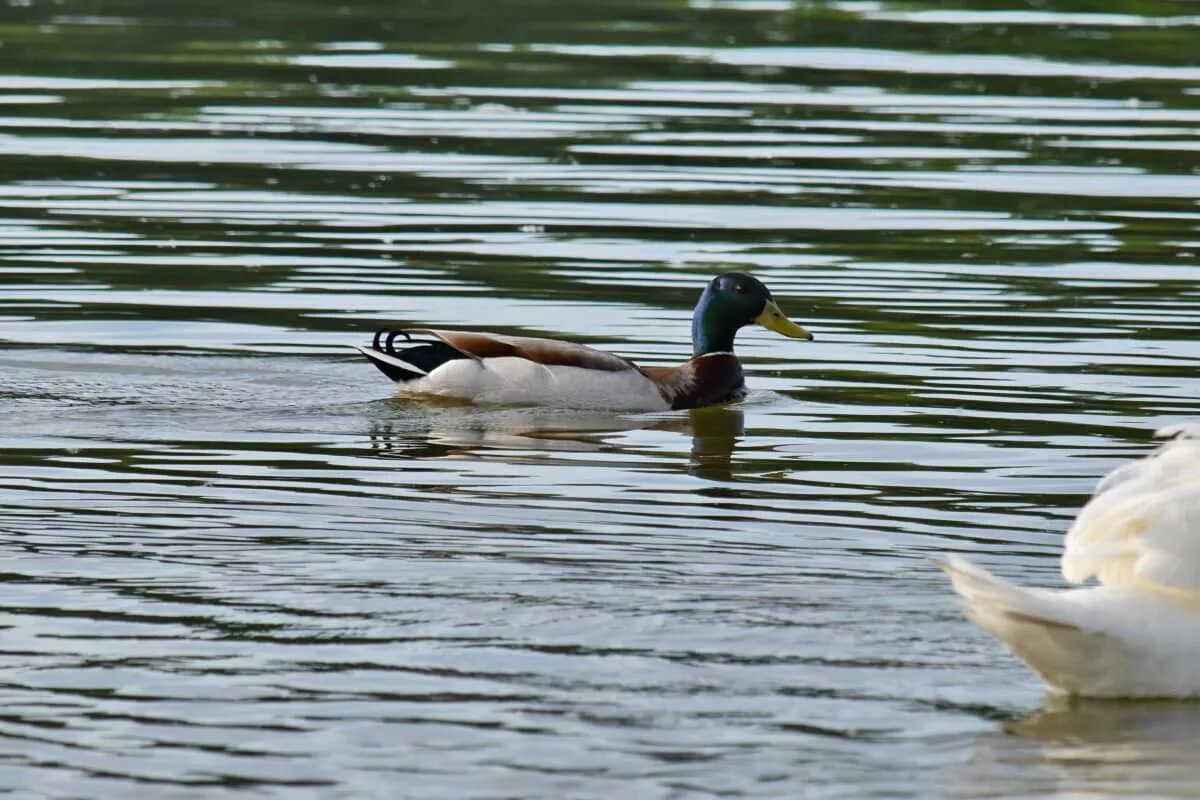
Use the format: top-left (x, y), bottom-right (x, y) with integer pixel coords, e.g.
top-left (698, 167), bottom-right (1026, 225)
top-left (936, 555), bottom-right (1129, 696)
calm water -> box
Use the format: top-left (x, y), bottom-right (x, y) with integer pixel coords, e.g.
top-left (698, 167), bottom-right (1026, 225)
top-left (1, 1), bottom-right (1199, 797)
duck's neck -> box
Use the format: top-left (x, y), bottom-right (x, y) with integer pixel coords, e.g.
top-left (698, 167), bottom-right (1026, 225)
top-left (691, 292), bottom-right (738, 356)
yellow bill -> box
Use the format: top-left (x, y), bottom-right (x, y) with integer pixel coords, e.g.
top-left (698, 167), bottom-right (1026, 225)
top-left (755, 299), bottom-right (813, 340)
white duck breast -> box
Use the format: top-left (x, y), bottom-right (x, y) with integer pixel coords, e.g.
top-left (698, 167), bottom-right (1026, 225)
top-left (939, 424), bottom-right (1200, 698)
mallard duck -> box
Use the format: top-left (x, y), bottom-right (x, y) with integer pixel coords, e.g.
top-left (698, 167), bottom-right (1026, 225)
top-left (938, 423), bottom-right (1200, 698)
top-left (356, 272), bottom-right (812, 410)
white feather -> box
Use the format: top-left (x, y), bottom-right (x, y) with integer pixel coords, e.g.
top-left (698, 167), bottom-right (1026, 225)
top-left (400, 357), bottom-right (671, 412)
top-left (1062, 433), bottom-right (1200, 594)
top-left (940, 423), bottom-right (1200, 698)
top-left (353, 345), bottom-right (427, 376)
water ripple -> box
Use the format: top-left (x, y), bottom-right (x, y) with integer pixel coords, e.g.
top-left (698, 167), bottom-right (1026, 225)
top-left (0, 1), bottom-right (1196, 797)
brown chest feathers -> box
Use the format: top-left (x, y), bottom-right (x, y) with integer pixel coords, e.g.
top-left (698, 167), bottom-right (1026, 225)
top-left (642, 353), bottom-right (745, 410)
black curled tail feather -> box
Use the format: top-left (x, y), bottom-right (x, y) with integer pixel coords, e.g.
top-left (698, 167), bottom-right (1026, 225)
top-left (360, 330), bottom-right (470, 383)
top-left (372, 328), bottom-right (411, 352)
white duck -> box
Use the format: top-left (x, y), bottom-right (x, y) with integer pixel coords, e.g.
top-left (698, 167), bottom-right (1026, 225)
top-left (938, 423), bottom-right (1200, 698)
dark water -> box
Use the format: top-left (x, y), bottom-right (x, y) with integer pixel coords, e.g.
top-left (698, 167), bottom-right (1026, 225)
top-left (1, 1), bottom-right (1199, 797)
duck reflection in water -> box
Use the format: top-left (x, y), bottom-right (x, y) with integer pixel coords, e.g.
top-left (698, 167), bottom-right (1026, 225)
top-left (365, 402), bottom-right (744, 481)
top-left (953, 696), bottom-right (1200, 798)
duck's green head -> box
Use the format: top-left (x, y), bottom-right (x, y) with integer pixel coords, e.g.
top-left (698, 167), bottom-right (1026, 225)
top-left (691, 273), bottom-right (812, 356)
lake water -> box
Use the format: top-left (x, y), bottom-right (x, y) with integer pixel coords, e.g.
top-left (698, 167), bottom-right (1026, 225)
top-left (1, 1), bottom-right (1199, 797)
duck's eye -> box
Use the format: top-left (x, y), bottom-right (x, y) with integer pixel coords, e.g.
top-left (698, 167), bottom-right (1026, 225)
top-left (734, 284), bottom-right (745, 293)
